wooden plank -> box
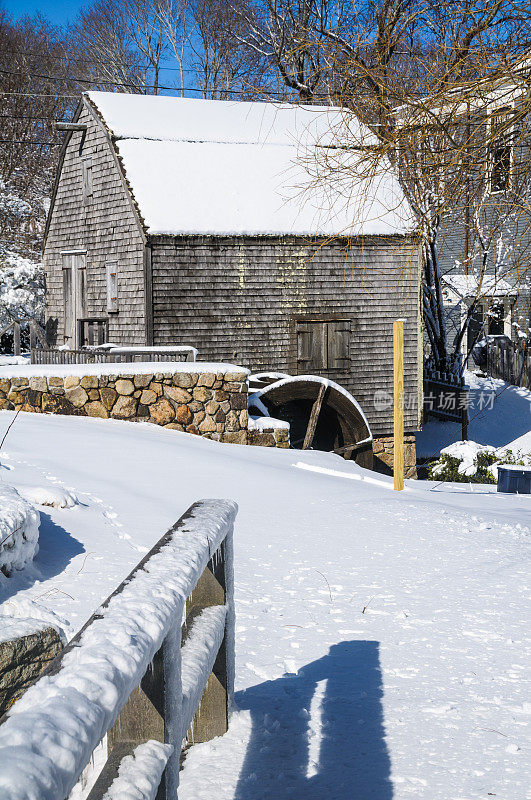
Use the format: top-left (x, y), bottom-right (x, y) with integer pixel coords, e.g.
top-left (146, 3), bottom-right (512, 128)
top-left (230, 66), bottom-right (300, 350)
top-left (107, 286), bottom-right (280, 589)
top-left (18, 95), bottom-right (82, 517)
top-left (184, 544), bottom-right (228, 743)
top-left (13, 321), bottom-right (21, 356)
top-left (327, 320), bottom-right (350, 369)
top-left (107, 643), bottom-right (164, 751)
top-left (332, 440), bottom-right (369, 455)
top-left (311, 322), bottom-right (327, 370)
top-left (393, 320), bottom-right (404, 491)
top-left (86, 741), bottom-right (140, 800)
top-left (302, 382), bottom-right (326, 450)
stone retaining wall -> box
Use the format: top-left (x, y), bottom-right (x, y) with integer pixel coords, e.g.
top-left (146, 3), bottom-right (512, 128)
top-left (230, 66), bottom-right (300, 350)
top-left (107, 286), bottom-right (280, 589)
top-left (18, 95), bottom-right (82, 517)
top-left (373, 434), bottom-right (417, 478)
top-left (0, 627), bottom-right (63, 718)
top-left (248, 426), bottom-right (290, 448)
top-left (0, 370), bottom-right (249, 444)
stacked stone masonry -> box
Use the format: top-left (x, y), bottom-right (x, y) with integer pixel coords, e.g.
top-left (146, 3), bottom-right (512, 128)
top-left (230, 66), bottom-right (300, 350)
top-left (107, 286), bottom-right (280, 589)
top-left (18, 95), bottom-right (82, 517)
top-left (248, 427), bottom-right (290, 449)
top-left (372, 435), bottom-right (417, 478)
top-left (0, 628), bottom-right (63, 718)
top-left (0, 371), bottom-right (249, 444)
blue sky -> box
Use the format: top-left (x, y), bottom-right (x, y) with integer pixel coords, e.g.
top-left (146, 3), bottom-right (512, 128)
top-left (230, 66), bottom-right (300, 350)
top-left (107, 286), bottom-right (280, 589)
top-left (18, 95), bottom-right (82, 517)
top-left (3, 0), bottom-right (84, 25)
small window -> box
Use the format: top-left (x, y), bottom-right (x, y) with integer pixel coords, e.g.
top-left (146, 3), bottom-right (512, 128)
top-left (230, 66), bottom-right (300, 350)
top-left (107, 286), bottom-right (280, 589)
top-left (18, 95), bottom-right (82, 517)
top-left (106, 261), bottom-right (118, 313)
top-left (490, 110), bottom-right (513, 193)
top-left (82, 157), bottom-right (93, 202)
top-left (296, 319), bottom-right (350, 371)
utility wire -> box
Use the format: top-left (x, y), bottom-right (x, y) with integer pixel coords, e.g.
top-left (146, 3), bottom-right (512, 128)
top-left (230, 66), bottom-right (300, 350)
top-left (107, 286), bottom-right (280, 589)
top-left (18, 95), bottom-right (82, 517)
top-left (0, 67), bottom-right (359, 99)
top-left (0, 139), bottom-right (59, 145)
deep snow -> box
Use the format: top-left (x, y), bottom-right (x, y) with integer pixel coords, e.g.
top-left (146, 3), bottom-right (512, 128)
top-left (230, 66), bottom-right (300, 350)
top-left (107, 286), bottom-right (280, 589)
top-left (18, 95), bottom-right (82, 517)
top-left (0, 411), bottom-right (529, 799)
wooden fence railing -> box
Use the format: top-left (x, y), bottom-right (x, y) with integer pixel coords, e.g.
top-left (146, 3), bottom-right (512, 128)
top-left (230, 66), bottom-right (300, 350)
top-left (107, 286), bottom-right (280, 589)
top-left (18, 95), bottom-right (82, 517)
top-left (31, 345), bottom-right (198, 365)
top-left (0, 318), bottom-right (48, 355)
top-left (0, 499), bottom-right (237, 800)
top-left (485, 337), bottom-right (530, 389)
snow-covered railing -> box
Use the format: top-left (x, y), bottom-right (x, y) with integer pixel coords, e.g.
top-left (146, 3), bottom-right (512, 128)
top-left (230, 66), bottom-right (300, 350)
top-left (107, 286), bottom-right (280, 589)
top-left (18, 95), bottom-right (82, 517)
top-left (0, 499), bottom-right (237, 800)
top-left (31, 345), bottom-right (198, 365)
top-left (31, 344), bottom-right (198, 365)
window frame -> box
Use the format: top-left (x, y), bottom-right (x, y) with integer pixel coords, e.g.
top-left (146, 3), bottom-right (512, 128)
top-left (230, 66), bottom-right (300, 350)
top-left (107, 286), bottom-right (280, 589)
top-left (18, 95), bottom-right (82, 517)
top-left (488, 107), bottom-right (516, 195)
top-left (106, 260), bottom-right (119, 313)
top-left (82, 156), bottom-right (93, 203)
top-left (295, 317), bottom-right (351, 372)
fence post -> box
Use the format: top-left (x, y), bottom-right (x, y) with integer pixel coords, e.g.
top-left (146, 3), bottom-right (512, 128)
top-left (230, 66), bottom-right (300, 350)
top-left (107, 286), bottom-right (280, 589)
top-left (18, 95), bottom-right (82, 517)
top-left (13, 321), bottom-right (21, 356)
top-left (29, 321), bottom-right (36, 352)
top-left (393, 320), bottom-right (404, 491)
top-left (184, 543), bottom-right (229, 742)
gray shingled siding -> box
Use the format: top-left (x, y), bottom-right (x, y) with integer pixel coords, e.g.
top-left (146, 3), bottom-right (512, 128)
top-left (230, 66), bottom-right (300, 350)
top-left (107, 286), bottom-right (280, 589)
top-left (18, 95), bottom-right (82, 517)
top-left (43, 103), bottom-right (147, 346)
top-left (150, 234), bottom-right (421, 436)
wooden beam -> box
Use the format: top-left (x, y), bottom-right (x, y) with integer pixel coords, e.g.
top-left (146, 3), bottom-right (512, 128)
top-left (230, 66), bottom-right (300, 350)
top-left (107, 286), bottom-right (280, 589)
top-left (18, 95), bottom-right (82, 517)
top-left (55, 122), bottom-right (87, 132)
top-left (86, 741), bottom-right (138, 800)
top-left (13, 321), bottom-right (21, 356)
top-left (302, 383), bottom-right (326, 450)
top-left (184, 547), bottom-right (228, 743)
top-left (393, 320), bottom-right (404, 491)
top-left (332, 440), bottom-right (367, 455)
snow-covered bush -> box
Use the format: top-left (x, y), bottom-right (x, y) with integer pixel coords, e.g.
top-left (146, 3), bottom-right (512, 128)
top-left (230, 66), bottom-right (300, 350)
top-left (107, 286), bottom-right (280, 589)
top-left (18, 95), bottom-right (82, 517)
top-left (0, 253), bottom-right (45, 328)
top-left (0, 484), bottom-right (40, 577)
top-left (428, 440), bottom-right (531, 484)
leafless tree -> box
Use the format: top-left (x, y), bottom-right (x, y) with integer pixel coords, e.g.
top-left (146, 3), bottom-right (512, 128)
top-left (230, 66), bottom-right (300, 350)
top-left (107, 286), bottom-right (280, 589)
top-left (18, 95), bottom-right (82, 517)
top-left (72, 0), bottom-right (167, 93)
top-left (236, 0), bottom-right (343, 101)
top-left (305, 0), bottom-right (531, 376)
top-left (0, 11), bottom-right (76, 258)
top-left (189, 0), bottom-right (269, 99)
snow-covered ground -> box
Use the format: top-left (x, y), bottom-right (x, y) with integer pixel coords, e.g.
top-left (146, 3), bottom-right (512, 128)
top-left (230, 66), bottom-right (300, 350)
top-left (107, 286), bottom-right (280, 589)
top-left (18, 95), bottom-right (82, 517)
top-left (0, 411), bottom-right (529, 799)
top-left (417, 371), bottom-right (531, 458)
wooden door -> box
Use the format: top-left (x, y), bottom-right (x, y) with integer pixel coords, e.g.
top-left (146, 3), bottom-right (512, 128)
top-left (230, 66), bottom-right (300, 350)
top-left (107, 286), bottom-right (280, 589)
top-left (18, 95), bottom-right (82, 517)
top-left (61, 252), bottom-right (86, 347)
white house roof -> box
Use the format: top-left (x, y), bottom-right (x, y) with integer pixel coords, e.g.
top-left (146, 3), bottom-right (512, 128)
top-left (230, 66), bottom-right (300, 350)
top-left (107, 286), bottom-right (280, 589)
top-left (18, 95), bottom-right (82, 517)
top-left (86, 92), bottom-right (414, 238)
top-left (442, 274), bottom-right (517, 298)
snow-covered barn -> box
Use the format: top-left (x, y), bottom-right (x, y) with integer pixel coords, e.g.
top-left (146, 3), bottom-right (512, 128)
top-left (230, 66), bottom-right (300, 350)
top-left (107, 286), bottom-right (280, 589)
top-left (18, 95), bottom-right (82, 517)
top-left (43, 92), bottom-right (422, 466)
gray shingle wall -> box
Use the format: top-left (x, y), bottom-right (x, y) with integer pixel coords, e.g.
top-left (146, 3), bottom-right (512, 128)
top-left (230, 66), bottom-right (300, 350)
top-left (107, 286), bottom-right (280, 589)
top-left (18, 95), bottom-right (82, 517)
top-left (151, 235), bottom-right (421, 436)
top-left (43, 103), bottom-right (147, 346)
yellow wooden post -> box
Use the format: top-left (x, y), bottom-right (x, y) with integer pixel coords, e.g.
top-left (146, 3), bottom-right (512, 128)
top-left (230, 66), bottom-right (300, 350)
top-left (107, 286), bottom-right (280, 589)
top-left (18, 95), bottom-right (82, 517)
top-left (393, 320), bottom-right (404, 491)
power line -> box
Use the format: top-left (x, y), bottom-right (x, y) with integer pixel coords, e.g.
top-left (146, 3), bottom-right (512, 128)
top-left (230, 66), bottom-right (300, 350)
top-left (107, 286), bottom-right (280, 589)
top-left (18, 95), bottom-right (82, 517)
top-left (0, 92), bottom-right (80, 98)
top-left (0, 139), bottom-right (59, 146)
top-left (0, 44), bottom-right (199, 73)
top-left (0, 67), bottom-right (294, 96)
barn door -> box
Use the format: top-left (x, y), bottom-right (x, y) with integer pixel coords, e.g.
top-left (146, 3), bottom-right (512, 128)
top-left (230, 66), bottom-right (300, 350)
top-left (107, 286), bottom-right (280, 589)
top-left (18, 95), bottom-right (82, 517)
top-left (62, 252), bottom-right (86, 347)
top-left (327, 320), bottom-right (350, 370)
top-left (297, 322), bottom-right (327, 370)
top-left (296, 320), bottom-right (351, 371)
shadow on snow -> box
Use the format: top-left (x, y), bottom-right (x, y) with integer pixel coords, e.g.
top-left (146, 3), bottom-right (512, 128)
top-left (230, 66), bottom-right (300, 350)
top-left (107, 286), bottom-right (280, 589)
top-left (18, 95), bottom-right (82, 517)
top-left (234, 640), bottom-right (392, 800)
top-left (0, 512), bottom-right (85, 603)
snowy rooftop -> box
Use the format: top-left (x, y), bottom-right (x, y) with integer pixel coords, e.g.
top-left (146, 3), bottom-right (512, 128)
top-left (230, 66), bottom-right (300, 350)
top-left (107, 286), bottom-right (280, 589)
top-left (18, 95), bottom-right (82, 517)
top-left (86, 92), bottom-right (414, 237)
top-left (442, 274), bottom-right (517, 298)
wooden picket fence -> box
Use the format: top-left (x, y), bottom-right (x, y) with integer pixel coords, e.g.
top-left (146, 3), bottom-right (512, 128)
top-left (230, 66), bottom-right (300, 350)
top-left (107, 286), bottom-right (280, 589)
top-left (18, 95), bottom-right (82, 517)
top-left (31, 345), bottom-right (197, 365)
top-left (485, 337), bottom-right (530, 389)
top-left (0, 500), bottom-right (236, 800)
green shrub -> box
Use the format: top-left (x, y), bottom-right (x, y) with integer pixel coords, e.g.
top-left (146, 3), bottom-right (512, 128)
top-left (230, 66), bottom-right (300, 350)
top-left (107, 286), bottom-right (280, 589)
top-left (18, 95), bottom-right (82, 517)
top-left (428, 444), bottom-right (530, 484)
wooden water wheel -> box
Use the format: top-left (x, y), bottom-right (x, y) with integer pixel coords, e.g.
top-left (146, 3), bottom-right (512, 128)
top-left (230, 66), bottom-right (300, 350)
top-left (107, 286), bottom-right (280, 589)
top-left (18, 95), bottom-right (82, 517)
top-left (249, 376), bottom-right (373, 468)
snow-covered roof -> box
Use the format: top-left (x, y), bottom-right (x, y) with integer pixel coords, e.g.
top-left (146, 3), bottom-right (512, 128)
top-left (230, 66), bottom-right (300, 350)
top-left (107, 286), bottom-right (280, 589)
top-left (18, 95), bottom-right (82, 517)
top-left (86, 92), bottom-right (414, 238)
top-left (442, 274), bottom-right (517, 298)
